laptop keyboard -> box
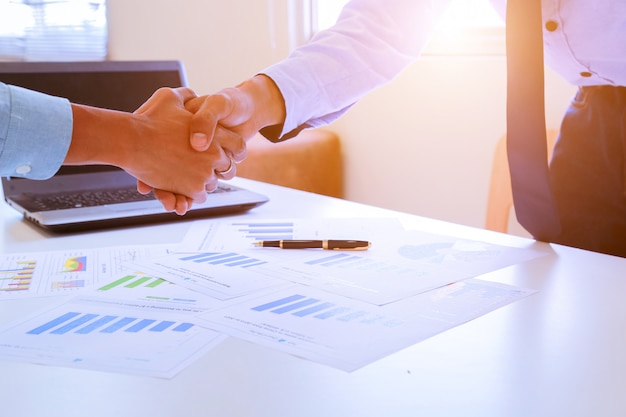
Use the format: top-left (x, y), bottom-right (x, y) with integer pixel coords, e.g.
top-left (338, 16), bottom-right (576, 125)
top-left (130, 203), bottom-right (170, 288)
top-left (18, 184), bottom-right (233, 212)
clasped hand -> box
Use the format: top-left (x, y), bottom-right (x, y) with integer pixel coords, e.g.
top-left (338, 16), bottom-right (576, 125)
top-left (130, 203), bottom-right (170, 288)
top-left (130, 87), bottom-right (248, 215)
top-left (129, 75), bottom-right (281, 215)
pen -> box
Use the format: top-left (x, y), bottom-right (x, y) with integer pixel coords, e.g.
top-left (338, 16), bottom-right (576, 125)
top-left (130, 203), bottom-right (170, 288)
top-left (252, 239), bottom-right (371, 251)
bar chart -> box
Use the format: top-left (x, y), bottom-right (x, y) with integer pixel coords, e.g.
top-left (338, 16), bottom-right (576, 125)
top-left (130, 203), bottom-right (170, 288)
top-left (0, 259), bottom-right (36, 293)
top-left (197, 280), bottom-right (536, 371)
top-left (94, 274), bottom-right (208, 307)
top-left (250, 293), bottom-right (403, 327)
top-left (0, 296), bottom-right (226, 378)
top-left (231, 221), bottom-right (295, 241)
top-left (51, 280), bottom-right (85, 290)
top-left (129, 251), bottom-right (290, 300)
top-left (98, 274), bottom-right (167, 291)
top-left (178, 252), bottom-right (268, 268)
top-left (304, 252), bottom-right (405, 272)
top-left (178, 217), bottom-right (400, 252)
top-left (26, 311), bottom-right (195, 336)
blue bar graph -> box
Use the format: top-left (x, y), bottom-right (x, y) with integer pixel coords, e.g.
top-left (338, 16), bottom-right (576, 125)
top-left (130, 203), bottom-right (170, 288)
top-left (150, 321), bottom-right (175, 332)
top-left (76, 315), bottom-right (118, 334)
top-left (319, 256), bottom-right (364, 267)
top-left (232, 222), bottom-right (294, 227)
top-left (236, 260), bottom-right (267, 268)
top-left (173, 323), bottom-right (194, 332)
top-left (250, 294), bottom-right (405, 327)
top-left (201, 253), bottom-right (240, 263)
top-left (231, 221), bottom-right (295, 240)
top-left (314, 307), bottom-right (351, 320)
top-left (306, 253), bottom-right (376, 269)
top-left (207, 255), bottom-right (249, 265)
top-left (100, 317), bottom-right (137, 334)
top-left (51, 313), bottom-right (99, 335)
top-left (305, 253), bottom-right (350, 265)
top-left (251, 294), bottom-right (355, 321)
top-left (293, 302), bottom-right (335, 317)
top-left (125, 319), bottom-right (156, 333)
top-left (25, 312), bottom-right (196, 336)
top-left (336, 258), bottom-right (377, 269)
top-left (252, 294), bottom-right (307, 311)
top-left (336, 311), bottom-right (368, 322)
top-left (243, 228), bottom-right (293, 235)
top-left (225, 258), bottom-right (264, 267)
top-left (271, 298), bottom-right (320, 314)
top-left (179, 252), bottom-right (267, 268)
top-left (251, 235), bottom-right (293, 241)
top-left (27, 312), bottom-right (81, 335)
top-left (305, 253), bottom-right (405, 272)
top-left (179, 253), bottom-right (216, 261)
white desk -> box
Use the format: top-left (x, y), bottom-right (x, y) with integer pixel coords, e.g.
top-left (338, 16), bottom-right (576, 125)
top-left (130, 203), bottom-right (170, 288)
top-left (1, 178), bottom-right (625, 417)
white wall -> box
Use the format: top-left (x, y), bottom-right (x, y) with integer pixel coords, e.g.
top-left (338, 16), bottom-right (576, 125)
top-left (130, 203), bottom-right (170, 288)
top-left (107, 0), bottom-right (577, 235)
top-left (107, 0), bottom-right (291, 94)
top-left (331, 57), bottom-right (576, 235)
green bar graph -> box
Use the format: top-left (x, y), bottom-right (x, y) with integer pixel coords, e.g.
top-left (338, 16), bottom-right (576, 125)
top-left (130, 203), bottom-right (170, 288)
top-left (146, 278), bottom-right (166, 288)
top-left (125, 276), bottom-right (151, 288)
top-left (99, 275), bottom-right (167, 291)
top-left (98, 275), bottom-right (135, 291)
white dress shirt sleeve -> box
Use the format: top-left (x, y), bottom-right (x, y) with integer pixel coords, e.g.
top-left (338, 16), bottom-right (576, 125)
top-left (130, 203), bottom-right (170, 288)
top-left (261, 0), bottom-right (451, 140)
top-left (263, 0), bottom-right (626, 141)
top-left (0, 82), bottom-right (72, 179)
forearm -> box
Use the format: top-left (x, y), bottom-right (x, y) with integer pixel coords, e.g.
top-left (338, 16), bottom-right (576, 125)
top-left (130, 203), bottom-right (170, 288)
top-left (185, 74), bottom-right (286, 144)
top-left (236, 74), bottom-right (286, 133)
top-left (65, 103), bottom-right (135, 167)
top-left (184, 74), bottom-right (286, 154)
top-left (66, 88), bottom-right (225, 204)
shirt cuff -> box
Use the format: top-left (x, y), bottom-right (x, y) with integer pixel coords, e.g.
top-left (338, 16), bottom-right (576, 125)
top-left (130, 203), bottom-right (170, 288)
top-left (0, 84), bottom-right (72, 179)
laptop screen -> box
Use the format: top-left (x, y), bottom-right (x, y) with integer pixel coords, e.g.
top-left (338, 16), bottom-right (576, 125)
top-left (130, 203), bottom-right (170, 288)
top-left (0, 60), bottom-right (187, 177)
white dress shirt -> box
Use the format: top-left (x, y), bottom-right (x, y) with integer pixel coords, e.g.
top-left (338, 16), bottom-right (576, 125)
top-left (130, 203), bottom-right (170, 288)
top-left (262, 0), bottom-right (626, 140)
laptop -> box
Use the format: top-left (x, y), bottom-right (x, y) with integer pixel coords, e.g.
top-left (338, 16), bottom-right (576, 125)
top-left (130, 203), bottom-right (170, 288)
top-left (0, 60), bottom-right (268, 232)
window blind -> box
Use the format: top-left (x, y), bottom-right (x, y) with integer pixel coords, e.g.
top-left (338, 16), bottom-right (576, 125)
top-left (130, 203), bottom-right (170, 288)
top-left (0, 0), bottom-right (107, 61)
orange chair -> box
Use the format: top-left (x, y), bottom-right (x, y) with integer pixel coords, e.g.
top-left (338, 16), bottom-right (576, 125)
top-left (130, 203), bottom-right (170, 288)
top-left (236, 129), bottom-right (343, 198)
top-left (485, 129), bottom-right (559, 233)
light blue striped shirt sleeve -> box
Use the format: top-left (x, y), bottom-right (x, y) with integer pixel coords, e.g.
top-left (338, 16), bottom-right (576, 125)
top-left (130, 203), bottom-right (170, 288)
top-left (0, 82), bottom-right (72, 180)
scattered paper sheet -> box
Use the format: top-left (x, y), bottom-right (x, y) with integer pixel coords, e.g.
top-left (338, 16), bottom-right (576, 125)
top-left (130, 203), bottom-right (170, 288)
top-left (92, 272), bottom-right (223, 315)
top-left (131, 219), bottom-right (546, 305)
top-left (0, 295), bottom-right (226, 378)
top-left (0, 218), bottom-right (546, 376)
top-left (128, 251), bottom-right (292, 300)
top-left (127, 218), bottom-right (403, 301)
top-left (0, 245), bottom-right (228, 378)
top-left (176, 218), bottom-right (405, 252)
top-left (0, 245), bottom-right (171, 300)
top-left (194, 279), bottom-right (535, 371)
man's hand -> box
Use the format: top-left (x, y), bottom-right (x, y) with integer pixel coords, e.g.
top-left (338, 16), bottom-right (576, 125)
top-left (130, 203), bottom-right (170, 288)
top-left (186, 74), bottom-right (287, 151)
top-left (136, 124), bottom-right (247, 214)
top-left (66, 87), bottom-right (246, 215)
top-left (135, 75), bottom-right (286, 215)
top-left (131, 88), bottom-right (246, 214)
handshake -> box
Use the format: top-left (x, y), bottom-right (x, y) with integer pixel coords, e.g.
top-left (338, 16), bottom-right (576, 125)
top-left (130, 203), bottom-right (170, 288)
top-left (65, 75), bottom-right (285, 216)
